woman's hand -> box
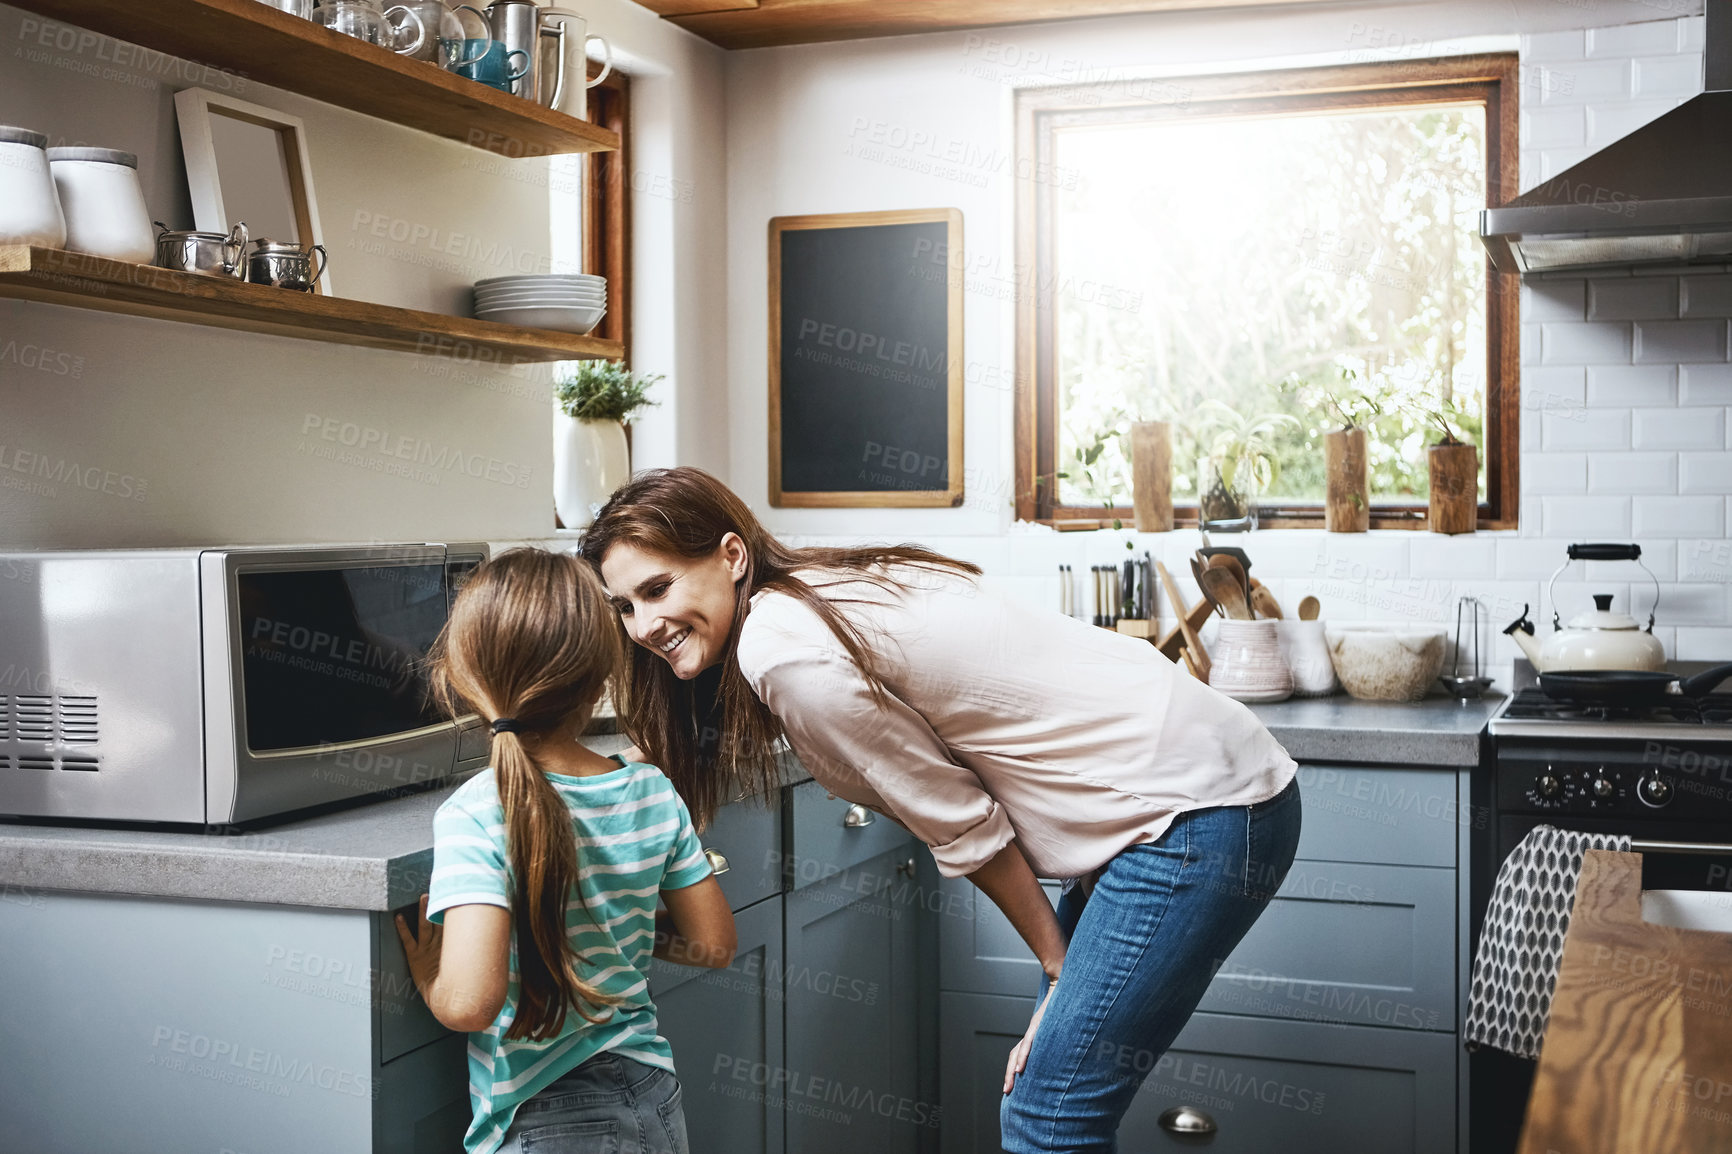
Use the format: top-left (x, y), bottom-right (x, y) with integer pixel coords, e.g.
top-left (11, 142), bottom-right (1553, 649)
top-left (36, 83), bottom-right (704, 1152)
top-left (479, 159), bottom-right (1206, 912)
top-left (394, 893), bottom-right (443, 1000)
top-left (1003, 984), bottom-right (1053, 1094)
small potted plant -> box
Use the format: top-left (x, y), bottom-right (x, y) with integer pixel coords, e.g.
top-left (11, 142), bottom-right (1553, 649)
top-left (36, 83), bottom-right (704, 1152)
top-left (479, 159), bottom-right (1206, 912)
top-left (1412, 391), bottom-right (1477, 535)
top-left (552, 359), bottom-right (662, 529)
top-left (1190, 400), bottom-right (1299, 532)
top-left (1303, 369), bottom-right (1381, 533)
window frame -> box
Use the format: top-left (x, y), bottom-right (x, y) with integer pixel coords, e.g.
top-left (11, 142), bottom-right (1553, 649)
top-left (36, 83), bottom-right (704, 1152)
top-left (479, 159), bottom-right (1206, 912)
top-left (1014, 54), bottom-right (1521, 530)
top-left (585, 65), bottom-right (630, 360)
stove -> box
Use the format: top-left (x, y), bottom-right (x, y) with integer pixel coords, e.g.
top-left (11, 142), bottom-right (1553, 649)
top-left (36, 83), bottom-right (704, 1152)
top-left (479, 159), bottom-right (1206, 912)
top-left (1471, 678), bottom-right (1732, 1153)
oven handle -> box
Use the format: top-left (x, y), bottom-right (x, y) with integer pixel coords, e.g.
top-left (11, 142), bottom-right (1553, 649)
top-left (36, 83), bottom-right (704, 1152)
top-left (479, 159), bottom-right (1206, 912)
top-left (1629, 839), bottom-right (1732, 855)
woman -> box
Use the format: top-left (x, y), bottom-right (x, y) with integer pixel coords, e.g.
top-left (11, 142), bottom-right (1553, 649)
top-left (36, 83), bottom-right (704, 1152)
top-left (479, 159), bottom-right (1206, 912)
top-left (581, 467), bottom-right (1301, 1153)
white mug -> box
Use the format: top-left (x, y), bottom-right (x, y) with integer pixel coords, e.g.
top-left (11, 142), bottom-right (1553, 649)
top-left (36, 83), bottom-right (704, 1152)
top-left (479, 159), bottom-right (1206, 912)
top-left (538, 9), bottom-right (611, 120)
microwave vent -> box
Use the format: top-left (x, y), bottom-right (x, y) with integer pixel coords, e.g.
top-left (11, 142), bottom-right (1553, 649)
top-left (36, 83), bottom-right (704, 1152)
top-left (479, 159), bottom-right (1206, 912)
top-left (59, 755), bottom-right (98, 771)
top-left (17, 756), bottom-right (55, 771)
top-left (0, 694), bottom-right (99, 744)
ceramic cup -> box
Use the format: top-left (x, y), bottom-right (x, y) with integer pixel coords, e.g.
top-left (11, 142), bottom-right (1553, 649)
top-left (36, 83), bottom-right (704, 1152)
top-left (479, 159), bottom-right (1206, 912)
top-left (1209, 619), bottom-right (1292, 703)
top-left (454, 39), bottom-right (529, 91)
top-left (1277, 618), bottom-right (1339, 697)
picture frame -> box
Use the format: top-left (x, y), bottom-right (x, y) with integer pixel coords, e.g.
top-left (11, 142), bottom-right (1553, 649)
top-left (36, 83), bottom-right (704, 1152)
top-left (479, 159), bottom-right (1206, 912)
top-left (173, 88), bottom-right (331, 295)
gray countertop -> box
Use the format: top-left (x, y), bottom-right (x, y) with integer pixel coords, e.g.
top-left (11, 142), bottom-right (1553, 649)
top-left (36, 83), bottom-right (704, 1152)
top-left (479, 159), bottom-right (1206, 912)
top-left (1247, 690), bottom-right (1504, 767)
top-left (0, 693), bottom-right (1505, 910)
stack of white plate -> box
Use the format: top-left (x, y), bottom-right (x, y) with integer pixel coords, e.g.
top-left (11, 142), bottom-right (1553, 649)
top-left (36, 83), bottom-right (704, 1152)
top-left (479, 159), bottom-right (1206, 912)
top-left (473, 274), bottom-right (606, 334)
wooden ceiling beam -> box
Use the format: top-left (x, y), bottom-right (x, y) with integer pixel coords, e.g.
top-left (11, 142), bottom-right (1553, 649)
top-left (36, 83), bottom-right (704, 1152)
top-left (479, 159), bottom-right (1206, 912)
top-left (660, 0), bottom-right (1326, 50)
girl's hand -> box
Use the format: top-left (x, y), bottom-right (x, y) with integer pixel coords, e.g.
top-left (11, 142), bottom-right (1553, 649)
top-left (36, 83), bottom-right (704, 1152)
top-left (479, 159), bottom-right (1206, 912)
top-left (1002, 983), bottom-right (1053, 1094)
top-left (394, 893), bottom-right (443, 999)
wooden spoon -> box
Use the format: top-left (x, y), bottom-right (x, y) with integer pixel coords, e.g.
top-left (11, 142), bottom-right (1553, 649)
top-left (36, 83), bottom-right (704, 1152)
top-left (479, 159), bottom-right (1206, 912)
top-left (1297, 595), bottom-right (1320, 621)
top-left (1200, 566), bottom-right (1253, 620)
top-left (1207, 554), bottom-right (1251, 606)
top-left (1248, 579), bottom-right (1284, 620)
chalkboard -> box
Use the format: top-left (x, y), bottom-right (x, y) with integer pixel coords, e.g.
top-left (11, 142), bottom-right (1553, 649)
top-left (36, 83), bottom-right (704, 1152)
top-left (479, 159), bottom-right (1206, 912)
top-left (769, 208), bottom-right (963, 507)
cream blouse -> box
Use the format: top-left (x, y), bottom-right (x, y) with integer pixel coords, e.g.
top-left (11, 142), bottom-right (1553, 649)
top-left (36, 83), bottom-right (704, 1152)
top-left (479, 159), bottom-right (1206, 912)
top-left (735, 565), bottom-right (1297, 881)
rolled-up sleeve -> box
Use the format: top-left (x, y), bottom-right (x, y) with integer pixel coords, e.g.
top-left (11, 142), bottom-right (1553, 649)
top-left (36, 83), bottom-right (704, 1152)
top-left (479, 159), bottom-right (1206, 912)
top-left (742, 635), bottom-right (1015, 878)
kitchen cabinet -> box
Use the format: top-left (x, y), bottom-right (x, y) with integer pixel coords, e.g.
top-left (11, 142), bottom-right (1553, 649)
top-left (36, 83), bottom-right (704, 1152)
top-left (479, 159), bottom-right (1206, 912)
top-left (649, 897), bottom-right (787, 1154)
top-left (936, 762), bottom-right (1474, 1154)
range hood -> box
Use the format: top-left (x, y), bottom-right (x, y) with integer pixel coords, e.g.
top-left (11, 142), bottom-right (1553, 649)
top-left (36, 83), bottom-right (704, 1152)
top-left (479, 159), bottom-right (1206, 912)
top-left (1480, 2), bottom-right (1732, 274)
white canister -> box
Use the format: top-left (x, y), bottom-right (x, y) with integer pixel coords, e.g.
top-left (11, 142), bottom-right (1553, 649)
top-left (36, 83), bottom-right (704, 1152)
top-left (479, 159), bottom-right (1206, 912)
top-left (1277, 618), bottom-right (1339, 697)
top-left (552, 414), bottom-right (629, 529)
top-left (1209, 619), bottom-right (1293, 703)
top-left (0, 126), bottom-right (67, 248)
top-left (48, 147), bottom-right (155, 264)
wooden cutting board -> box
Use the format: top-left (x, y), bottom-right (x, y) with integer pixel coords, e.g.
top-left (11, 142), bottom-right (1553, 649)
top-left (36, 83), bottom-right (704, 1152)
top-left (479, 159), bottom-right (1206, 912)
top-left (1519, 850), bottom-right (1732, 1154)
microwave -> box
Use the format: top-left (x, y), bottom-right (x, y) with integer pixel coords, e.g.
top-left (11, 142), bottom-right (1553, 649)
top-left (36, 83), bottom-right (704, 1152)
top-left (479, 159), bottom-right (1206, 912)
top-left (0, 543), bottom-right (491, 825)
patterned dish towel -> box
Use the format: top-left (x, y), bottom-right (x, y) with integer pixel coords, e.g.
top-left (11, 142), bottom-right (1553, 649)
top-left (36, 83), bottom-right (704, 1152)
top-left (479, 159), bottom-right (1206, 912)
top-left (1465, 824), bottom-right (1632, 1059)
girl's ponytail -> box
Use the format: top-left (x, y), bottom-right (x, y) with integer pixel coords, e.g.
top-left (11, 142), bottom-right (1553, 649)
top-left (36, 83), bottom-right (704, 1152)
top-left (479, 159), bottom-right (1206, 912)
top-left (427, 549), bottom-right (626, 1041)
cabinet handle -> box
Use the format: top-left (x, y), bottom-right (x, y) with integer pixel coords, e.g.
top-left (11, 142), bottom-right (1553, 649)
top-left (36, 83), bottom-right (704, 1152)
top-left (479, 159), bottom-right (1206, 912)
top-left (843, 804), bottom-right (875, 828)
top-left (896, 857), bottom-right (915, 879)
top-left (703, 847), bottom-right (731, 875)
top-left (1157, 1105), bottom-right (1217, 1135)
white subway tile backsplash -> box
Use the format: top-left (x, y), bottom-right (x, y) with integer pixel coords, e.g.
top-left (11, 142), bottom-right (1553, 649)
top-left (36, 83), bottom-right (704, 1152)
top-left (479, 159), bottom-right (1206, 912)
top-left (1543, 408), bottom-right (1631, 450)
top-left (1543, 495), bottom-right (1631, 537)
top-left (1681, 275), bottom-right (1732, 319)
top-left (1538, 147), bottom-right (1594, 182)
top-left (1680, 452), bottom-right (1732, 494)
top-left (1678, 539), bottom-right (1732, 583)
top-left (1633, 495), bottom-right (1725, 537)
top-left (1540, 58), bottom-right (1631, 103)
top-left (1676, 627), bottom-right (1732, 661)
top-left (1523, 28), bottom-right (1587, 61)
top-left (1649, 582), bottom-right (1729, 627)
top-left (1680, 365), bottom-right (1732, 405)
top-left (1588, 98), bottom-right (1685, 148)
top-left (1633, 406), bottom-right (1726, 449)
top-left (1632, 54), bottom-right (1703, 99)
top-left (1543, 322), bottom-right (1633, 364)
top-left (1523, 106), bottom-right (1586, 148)
top-left (1586, 20), bottom-right (1681, 59)
top-left (1526, 452), bottom-right (1589, 494)
top-left (1524, 364), bottom-right (1589, 402)
top-left (1587, 365), bottom-right (1677, 406)
top-left (1635, 320), bottom-right (1729, 363)
top-left (1409, 535), bottom-right (1498, 578)
top-left (1588, 278), bottom-right (1679, 320)
top-left (1524, 280), bottom-right (1587, 322)
top-left (1583, 539), bottom-right (1678, 582)
top-left (1499, 538), bottom-right (1569, 578)
top-left (1590, 452), bottom-right (1676, 494)
top-left (1523, 322), bottom-right (1545, 365)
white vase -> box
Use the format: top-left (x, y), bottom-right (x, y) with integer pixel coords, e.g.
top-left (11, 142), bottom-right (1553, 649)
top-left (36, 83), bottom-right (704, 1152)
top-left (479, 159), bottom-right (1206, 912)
top-left (553, 415), bottom-right (628, 529)
top-left (1278, 619), bottom-right (1339, 697)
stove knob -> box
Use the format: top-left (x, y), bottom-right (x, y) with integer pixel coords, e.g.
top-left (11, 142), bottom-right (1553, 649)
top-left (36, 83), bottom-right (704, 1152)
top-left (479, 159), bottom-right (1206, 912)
top-left (1537, 773), bottom-right (1561, 799)
top-left (1637, 772), bottom-right (1673, 808)
top-left (1592, 776), bottom-right (1615, 800)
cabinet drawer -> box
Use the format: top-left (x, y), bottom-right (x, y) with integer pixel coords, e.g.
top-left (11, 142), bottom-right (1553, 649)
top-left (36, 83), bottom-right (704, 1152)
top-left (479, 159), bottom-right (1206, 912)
top-left (376, 906), bottom-right (453, 1064)
top-left (1197, 860), bottom-right (1456, 1030)
top-left (1295, 765), bottom-right (1459, 867)
top-left (702, 792), bottom-right (784, 912)
top-left (940, 994), bottom-right (1455, 1154)
top-left (789, 779), bottom-right (916, 890)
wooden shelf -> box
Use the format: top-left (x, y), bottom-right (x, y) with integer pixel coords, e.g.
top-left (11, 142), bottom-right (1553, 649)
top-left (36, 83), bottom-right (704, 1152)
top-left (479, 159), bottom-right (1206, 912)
top-left (11, 0), bottom-right (619, 157)
top-left (0, 247), bottom-right (622, 362)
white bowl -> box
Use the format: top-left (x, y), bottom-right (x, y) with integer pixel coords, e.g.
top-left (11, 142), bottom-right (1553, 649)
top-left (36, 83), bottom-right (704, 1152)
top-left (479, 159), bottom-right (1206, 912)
top-left (1323, 623), bottom-right (1448, 702)
top-left (475, 290), bottom-right (606, 304)
top-left (474, 304), bottom-right (605, 333)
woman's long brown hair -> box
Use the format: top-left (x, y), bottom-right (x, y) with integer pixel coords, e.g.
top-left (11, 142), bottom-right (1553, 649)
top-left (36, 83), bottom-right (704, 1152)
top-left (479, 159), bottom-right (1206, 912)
top-left (580, 466), bottom-right (980, 829)
top-left (426, 548), bottom-right (625, 1041)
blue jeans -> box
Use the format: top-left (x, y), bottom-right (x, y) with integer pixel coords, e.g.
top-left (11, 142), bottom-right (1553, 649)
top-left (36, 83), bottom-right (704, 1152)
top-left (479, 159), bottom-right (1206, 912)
top-left (499, 1051), bottom-right (689, 1154)
top-left (999, 777), bottom-right (1302, 1153)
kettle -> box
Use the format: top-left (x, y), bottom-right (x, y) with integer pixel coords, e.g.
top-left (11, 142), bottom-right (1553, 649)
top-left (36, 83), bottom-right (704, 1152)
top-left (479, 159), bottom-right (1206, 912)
top-left (1502, 543), bottom-right (1665, 673)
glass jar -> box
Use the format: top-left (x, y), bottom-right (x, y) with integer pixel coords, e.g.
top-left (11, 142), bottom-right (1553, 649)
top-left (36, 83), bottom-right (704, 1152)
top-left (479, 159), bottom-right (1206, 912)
top-left (1197, 454), bottom-right (1257, 533)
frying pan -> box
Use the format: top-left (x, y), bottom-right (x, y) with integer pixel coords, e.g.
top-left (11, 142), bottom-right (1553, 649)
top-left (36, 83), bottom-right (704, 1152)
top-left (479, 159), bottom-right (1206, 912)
top-left (1539, 662), bottom-right (1732, 707)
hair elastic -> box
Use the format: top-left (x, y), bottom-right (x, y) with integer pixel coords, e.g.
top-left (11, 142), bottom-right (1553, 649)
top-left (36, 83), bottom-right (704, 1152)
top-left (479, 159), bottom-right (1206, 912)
top-left (490, 718), bottom-right (522, 735)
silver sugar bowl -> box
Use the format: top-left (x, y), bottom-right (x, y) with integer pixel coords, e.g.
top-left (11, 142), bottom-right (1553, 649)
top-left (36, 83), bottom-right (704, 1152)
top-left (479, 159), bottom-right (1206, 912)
top-left (246, 238), bottom-right (328, 292)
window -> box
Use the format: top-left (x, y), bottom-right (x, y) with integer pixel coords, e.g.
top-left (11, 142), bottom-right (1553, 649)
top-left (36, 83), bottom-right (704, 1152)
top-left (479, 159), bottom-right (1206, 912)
top-left (1015, 56), bottom-right (1519, 528)
top-left (585, 65), bottom-right (630, 358)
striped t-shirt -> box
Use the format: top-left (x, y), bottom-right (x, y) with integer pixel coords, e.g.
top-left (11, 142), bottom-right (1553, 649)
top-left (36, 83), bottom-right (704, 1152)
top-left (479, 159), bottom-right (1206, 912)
top-left (427, 757), bottom-right (712, 1154)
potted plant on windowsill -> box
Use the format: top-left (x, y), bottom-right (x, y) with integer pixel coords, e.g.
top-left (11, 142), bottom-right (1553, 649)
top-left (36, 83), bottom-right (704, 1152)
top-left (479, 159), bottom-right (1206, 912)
top-left (1414, 395), bottom-right (1477, 535)
top-left (552, 359), bottom-right (662, 529)
top-left (1190, 401), bottom-right (1299, 533)
top-left (1307, 369), bottom-right (1380, 533)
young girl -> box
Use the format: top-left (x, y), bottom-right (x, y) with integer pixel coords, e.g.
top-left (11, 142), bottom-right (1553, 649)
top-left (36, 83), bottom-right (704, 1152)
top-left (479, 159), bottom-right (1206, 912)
top-left (395, 547), bottom-right (737, 1154)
